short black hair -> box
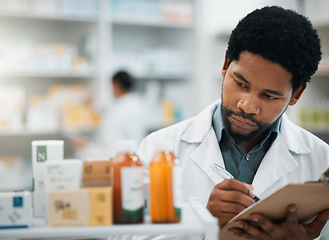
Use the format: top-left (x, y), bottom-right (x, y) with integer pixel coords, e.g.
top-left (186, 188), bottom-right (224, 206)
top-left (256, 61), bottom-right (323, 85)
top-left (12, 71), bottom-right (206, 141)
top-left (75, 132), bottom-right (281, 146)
top-left (112, 71), bottom-right (134, 91)
top-left (226, 6), bottom-right (322, 93)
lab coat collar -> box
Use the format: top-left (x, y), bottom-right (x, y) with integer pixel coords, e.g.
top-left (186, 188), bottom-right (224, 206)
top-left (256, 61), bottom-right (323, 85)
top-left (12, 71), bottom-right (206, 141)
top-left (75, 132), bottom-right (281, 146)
top-left (181, 100), bottom-right (220, 144)
top-left (280, 114), bottom-right (311, 155)
top-left (181, 100), bottom-right (225, 184)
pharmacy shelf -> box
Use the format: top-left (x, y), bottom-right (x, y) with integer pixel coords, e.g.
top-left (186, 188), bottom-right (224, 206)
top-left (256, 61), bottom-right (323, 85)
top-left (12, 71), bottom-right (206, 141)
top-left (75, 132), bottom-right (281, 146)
top-left (308, 129), bottom-right (329, 135)
top-left (0, 71), bottom-right (97, 79)
top-left (0, 72), bottom-right (96, 79)
top-left (111, 15), bottom-right (195, 29)
top-left (134, 74), bottom-right (189, 81)
top-left (315, 61), bottom-right (329, 76)
top-left (0, 128), bottom-right (97, 137)
top-left (0, 0), bottom-right (200, 171)
top-left (215, 29), bottom-right (232, 41)
top-left (0, 129), bottom-right (59, 137)
top-left (313, 21), bottom-right (329, 29)
top-left (0, 198), bottom-right (218, 240)
top-left (0, 12), bottom-right (98, 23)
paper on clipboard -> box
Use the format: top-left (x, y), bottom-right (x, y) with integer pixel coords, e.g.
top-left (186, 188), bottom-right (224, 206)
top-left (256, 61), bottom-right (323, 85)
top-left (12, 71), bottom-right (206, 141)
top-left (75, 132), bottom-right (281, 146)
top-left (220, 183), bottom-right (329, 240)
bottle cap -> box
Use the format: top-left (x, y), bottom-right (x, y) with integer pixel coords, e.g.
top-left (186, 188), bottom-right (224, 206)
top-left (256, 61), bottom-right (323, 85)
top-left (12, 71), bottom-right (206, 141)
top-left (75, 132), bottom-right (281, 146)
top-left (116, 140), bottom-right (137, 153)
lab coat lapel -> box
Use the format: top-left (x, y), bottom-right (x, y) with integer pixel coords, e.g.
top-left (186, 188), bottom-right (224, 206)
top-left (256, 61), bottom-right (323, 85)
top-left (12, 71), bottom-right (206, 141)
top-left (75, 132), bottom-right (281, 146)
top-left (252, 114), bottom-right (311, 196)
top-left (252, 133), bottom-right (298, 196)
top-left (190, 129), bottom-right (226, 184)
top-left (180, 100), bottom-right (226, 184)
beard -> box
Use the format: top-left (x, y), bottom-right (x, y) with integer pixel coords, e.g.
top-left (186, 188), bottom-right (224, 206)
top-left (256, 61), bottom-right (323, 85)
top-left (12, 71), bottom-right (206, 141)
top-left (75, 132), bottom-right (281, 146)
top-left (221, 103), bottom-right (283, 143)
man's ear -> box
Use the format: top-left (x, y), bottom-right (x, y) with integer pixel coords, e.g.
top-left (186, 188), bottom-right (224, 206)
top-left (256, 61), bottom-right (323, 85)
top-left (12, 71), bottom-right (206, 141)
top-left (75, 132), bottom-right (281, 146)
top-left (289, 85), bottom-right (306, 106)
top-left (222, 54), bottom-right (229, 78)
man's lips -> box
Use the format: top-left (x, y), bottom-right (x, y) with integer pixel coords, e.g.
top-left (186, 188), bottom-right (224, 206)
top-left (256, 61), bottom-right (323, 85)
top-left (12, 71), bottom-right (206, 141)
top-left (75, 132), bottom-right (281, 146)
top-left (230, 116), bottom-right (257, 130)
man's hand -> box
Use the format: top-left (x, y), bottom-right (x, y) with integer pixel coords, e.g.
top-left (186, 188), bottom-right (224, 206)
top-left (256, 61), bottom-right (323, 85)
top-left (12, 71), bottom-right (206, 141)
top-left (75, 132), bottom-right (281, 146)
top-left (206, 179), bottom-right (256, 227)
top-left (228, 204), bottom-right (329, 239)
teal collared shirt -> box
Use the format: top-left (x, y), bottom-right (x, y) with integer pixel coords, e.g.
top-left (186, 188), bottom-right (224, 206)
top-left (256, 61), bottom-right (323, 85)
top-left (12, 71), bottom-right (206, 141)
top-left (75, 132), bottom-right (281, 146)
top-left (212, 104), bottom-right (281, 184)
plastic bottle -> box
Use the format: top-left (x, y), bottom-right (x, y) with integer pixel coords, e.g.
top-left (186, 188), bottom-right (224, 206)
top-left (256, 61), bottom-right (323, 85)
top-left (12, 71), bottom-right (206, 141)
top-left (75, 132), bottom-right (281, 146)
top-left (112, 140), bottom-right (144, 223)
top-left (149, 140), bottom-right (182, 223)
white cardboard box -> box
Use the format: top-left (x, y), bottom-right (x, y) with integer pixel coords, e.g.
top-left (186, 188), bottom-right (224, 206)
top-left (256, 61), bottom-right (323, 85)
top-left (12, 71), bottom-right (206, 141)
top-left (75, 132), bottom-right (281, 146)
top-left (0, 191), bottom-right (32, 229)
top-left (31, 140), bottom-right (64, 218)
top-left (44, 159), bottom-right (82, 190)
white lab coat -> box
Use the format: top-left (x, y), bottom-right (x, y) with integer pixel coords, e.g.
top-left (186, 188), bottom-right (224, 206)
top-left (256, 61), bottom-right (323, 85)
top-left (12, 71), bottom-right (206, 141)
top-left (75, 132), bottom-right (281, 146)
top-left (100, 92), bottom-right (148, 146)
top-left (137, 100), bottom-right (329, 239)
top-left (78, 92), bottom-right (149, 159)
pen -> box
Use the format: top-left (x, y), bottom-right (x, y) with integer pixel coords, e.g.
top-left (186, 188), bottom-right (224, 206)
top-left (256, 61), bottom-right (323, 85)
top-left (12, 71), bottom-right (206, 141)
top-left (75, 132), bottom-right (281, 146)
top-left (211, 163), bottom-right (260, 202)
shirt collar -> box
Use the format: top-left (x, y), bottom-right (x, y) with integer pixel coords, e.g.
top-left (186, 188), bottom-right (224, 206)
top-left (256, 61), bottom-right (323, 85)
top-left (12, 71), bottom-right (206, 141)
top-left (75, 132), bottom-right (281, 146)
top-left (212, 104), bottom-right (225, 142)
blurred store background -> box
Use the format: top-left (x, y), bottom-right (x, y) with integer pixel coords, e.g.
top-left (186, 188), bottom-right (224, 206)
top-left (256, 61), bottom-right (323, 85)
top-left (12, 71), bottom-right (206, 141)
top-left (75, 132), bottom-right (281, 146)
top-left (0, 0), bottom-right (329, 192)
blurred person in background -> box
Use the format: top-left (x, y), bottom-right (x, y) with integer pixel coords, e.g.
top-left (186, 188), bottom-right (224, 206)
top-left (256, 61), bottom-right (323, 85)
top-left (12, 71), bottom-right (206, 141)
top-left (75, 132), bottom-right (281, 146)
top-left (73, 70), bottom-right (148, 159)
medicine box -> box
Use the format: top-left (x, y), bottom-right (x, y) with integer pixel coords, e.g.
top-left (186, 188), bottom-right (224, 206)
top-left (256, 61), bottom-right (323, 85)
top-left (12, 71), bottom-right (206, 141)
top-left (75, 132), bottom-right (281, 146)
top-left (44, 159), bottom-right (82, 190)
top-left (31, 140), bottom-right (64, 218)
top-left (48, 187), bottom-right (112, 226)
top-left (0, 191), bottom-right (32, 229)
top-left (81, 160), bottom-right (112, 187)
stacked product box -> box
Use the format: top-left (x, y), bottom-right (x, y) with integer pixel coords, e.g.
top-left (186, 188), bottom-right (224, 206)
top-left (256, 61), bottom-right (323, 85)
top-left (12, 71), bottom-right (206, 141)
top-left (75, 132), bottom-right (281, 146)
top-left (31, 140), bottom-right (64, 219)
top-left (0, 191), bottom-right (32, 229)
top-left (1, 140), bottom-right (122, 228)
top-left (46, 159), bottom-right (113, 226)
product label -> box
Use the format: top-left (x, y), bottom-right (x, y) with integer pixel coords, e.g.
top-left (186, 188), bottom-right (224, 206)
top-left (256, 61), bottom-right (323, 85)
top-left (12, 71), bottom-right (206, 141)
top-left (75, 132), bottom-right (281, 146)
top-left (13, 197), bottom-right (23, 208)
top-left (172, 164), bottom-right (183, 218)
top-left (62, 209), bottom-right (78, 220)
top-left (54, 199), bottom-right (78, 220)
top-left (36, 145), bottom-right (47, 162)
top-left (121, 167), bottom-right (144, 220)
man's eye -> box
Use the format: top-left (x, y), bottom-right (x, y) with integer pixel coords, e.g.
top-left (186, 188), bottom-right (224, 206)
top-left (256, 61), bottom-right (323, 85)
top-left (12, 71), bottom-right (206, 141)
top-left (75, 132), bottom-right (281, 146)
top-left (264, 93), bottom-right (277, 100)
top-left (234, 80), bottom-right (246, 88)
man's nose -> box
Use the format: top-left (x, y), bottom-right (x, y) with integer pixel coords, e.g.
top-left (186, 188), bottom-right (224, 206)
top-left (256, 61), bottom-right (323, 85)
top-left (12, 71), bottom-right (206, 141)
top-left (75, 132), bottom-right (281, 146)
top-left (237, 94), bottom-right (260, 114)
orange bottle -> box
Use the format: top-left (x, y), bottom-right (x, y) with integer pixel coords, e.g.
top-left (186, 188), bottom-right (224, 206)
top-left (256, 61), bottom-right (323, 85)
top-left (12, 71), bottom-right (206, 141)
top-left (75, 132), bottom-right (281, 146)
top-left (149, 140), bottom-right (182, 223)
top-left (112, 140), bottom-right (144, 223)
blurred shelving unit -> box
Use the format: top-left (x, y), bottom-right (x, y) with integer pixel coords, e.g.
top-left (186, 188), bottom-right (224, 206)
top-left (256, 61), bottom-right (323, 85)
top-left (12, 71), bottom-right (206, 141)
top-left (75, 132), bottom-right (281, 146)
top-left (287, 0), bottom-right (329, 144)
top-left (0, 0), bottom-right (201, 190)
top-left (111, 15), bottom-right (195, 29)
top-left (0, 2), bottom-right (207, 238)
top-left (0, 12), bottom-right (98, 22)
top-left (316, 61), bottom-right (329, 76)
top-left (107, 0), bottom-right (199, 124)
top-left (0, 0), bottom-right (102, 195)
top-left (0, 72), bottom-right (97, 79)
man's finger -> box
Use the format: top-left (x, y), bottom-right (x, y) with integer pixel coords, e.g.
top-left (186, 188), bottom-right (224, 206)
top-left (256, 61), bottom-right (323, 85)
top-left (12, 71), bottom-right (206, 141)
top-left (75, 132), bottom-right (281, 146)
top-left (234, 220), bottom-right (269, 240)
top-left (305, 209), bottom-right (329, 238)
top-left (250, 214), bottom-right (276, 236)
top-left (228, 227), bottom-right (253, 239)
top-left (218, 190), bottom-right (255, 208)
top-left (286, 204), bottom-right (299, 237)
top-left (216, 179), bottom-right (256, 202)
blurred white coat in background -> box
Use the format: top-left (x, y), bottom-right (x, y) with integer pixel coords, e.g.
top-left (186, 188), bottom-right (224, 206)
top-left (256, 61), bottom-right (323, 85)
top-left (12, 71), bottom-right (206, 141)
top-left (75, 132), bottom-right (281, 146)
top-left (98, 91), bottom-right (148, 155)
top-left (73, 71), bottom-right (149, 159)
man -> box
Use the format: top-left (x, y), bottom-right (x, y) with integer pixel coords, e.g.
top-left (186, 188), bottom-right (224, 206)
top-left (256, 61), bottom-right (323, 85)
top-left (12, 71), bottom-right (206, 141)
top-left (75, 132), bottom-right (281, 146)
top-left (107, 71), bottom-right (148, 146)
top-left (73, 71), bottom-right (148, 158)
top-left (137, 6), bottom-right (329, 239)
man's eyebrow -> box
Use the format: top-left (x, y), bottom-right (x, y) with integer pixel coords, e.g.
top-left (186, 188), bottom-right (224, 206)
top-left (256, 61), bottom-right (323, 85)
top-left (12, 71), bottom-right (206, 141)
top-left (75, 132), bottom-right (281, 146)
top-left (264, 89), bottom-right (284, 97)
top-left (233, 72), bottom-right (284, 97)
top-left (233, 72), bottom-right (249, 84)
